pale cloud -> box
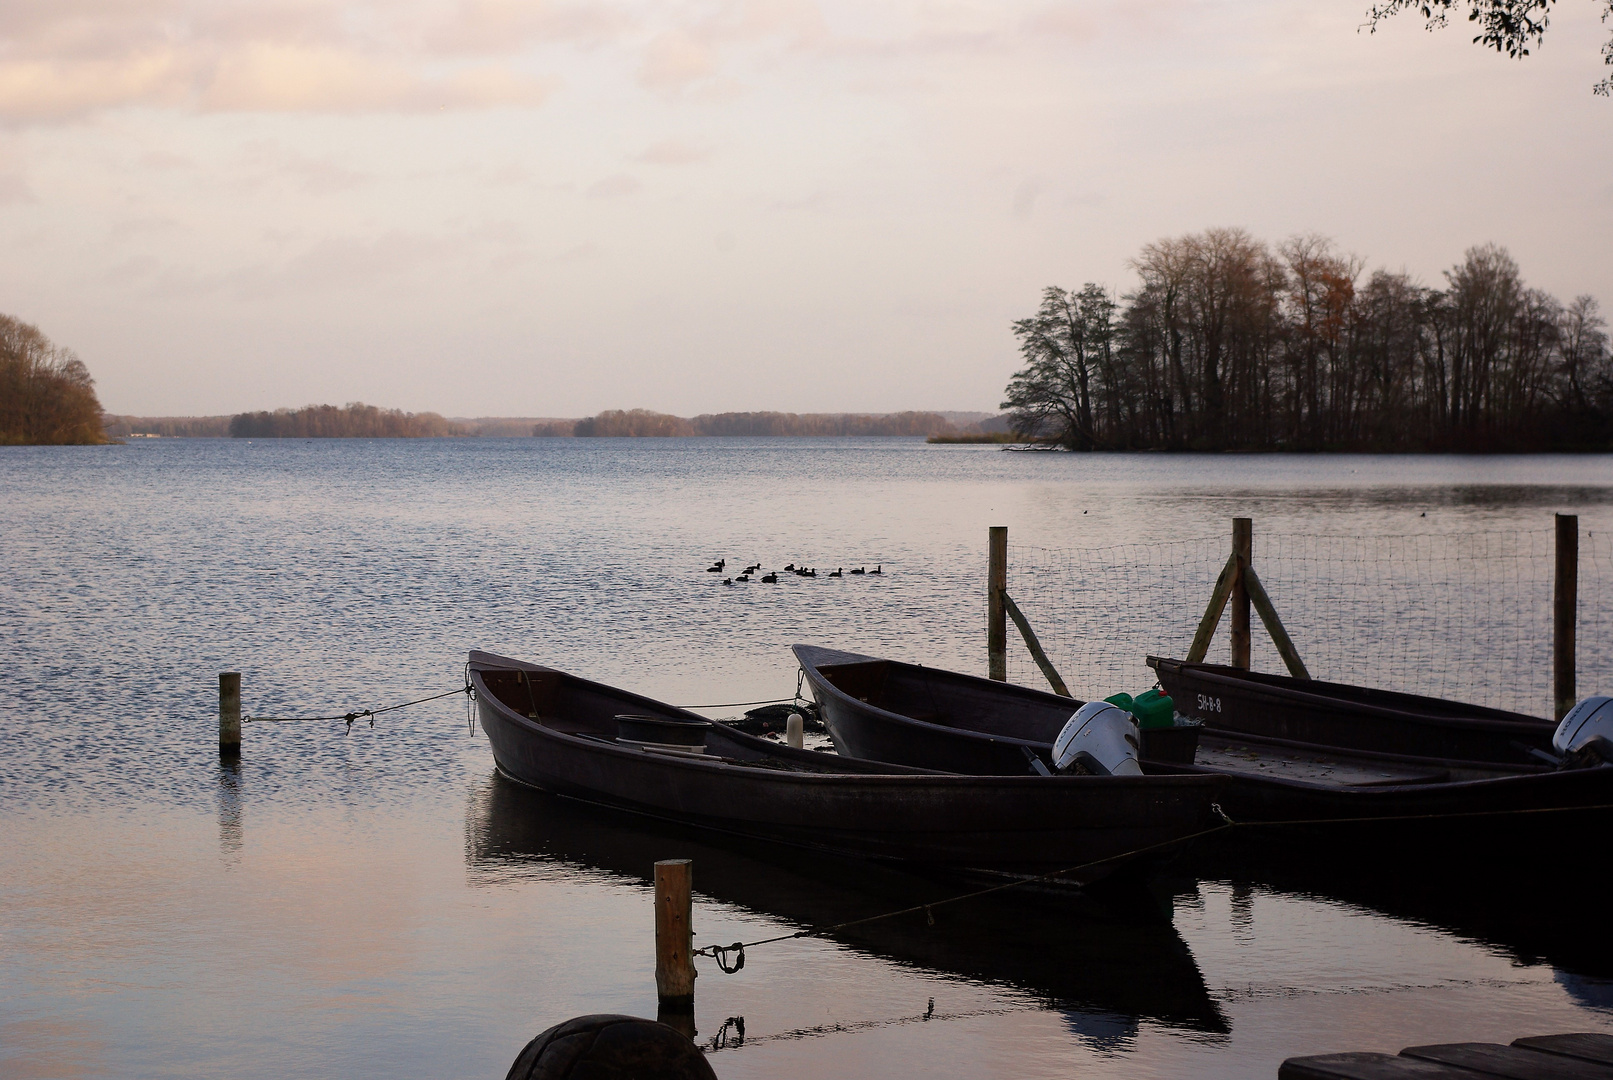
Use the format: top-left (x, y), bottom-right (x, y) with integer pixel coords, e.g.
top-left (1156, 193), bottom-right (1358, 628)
top-left (236, 143), bottom-right (369, 194)
top-left (0, 0), bottom-right (571, 121)
top-left (636, 138), bottom-right (713, 165)
top-left (637, 30), bottom-right (719, 91)
top-left (202, 47), bottom-right (556, 112)
top-left (0, 168), bottom-right (31, 203)
top-left (586, 173), bottom-right (641, 198)
top-left (424, 0), bottom-right (631, 54)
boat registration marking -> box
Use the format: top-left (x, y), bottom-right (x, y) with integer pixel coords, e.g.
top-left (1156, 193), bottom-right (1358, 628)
top-left (1196, 694), bottom-right (1222, 714)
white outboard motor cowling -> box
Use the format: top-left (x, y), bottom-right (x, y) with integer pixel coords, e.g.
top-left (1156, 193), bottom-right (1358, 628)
top-left (1553, 695), bottom-right (1613, 763)
top-left (1052, 702), bottom-right (1142, 776)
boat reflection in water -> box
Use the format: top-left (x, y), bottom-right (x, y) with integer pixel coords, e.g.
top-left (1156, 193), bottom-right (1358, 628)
top-left (466, 772), bottom-right (1229, 1044)
top-left (1183, 840), bottom-right (1613, 988)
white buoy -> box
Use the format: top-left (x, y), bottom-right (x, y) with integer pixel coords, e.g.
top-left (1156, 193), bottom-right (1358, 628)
top-left (786, 711), bottom-right (804, 749)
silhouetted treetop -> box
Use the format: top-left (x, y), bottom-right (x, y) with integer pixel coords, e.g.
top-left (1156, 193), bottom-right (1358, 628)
top-left (1003, 230), bottom-right (1612, 451)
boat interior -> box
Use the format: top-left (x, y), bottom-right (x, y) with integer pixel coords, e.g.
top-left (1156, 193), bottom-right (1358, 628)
top-left (815, 658), bottom-right (1079, 743)
top-left (812, 658), bottom-right (1535, 788)
top-left (475, 663), bottom-right (932, 776)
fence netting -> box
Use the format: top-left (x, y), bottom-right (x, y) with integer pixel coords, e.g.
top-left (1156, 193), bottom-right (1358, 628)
top-left (1004, 529), bottom-right (1613, 718)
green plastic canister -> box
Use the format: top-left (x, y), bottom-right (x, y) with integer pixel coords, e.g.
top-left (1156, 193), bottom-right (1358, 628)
top-left (1104, 689), bottom-right (1175, 729)
top-left (1131, 688), bottom-right (1176, 729)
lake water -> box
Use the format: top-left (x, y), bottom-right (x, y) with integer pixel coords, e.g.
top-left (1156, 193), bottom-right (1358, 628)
top-left (3, 438), bottom-right (1611, 1079)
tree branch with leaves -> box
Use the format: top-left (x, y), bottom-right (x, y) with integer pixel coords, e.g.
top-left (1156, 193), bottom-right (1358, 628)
top-left (1365, 0), bottom-right (1613, 94)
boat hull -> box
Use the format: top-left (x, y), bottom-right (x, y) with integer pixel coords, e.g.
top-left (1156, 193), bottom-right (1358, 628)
top-left (1148, 656), bottom-right (1554, 765)
top-left (470, 651), bottom-right (1225, 880)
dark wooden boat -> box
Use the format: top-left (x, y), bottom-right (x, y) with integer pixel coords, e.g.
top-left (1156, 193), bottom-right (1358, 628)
top-left (794, 645), bottom-right (1613, 847)
top-left (468, 650), bottom-right (1226, 880)
top-left (1147, 656), bottom-right (1555, 766)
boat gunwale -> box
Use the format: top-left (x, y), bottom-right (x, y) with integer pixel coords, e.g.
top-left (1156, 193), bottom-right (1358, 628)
top-left (1146, 655), bottom-right (1551, 733)
top-left (791, 644), bottom-right (1073, 754)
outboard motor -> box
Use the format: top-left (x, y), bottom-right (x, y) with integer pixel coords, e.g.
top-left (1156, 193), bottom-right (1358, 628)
top-left (1553, 696), bottom-right (1613, 767)
top-left (1052, 701), bottom-right (1142, 776)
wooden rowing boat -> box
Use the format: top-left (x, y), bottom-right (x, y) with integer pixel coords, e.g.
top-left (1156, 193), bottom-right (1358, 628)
top-left (793, 645), bottom-right (1613, 850)
top-left (1146, 656), bottom-right (1554, 765)
top-left (468, 650), bottom-right (1225, 880)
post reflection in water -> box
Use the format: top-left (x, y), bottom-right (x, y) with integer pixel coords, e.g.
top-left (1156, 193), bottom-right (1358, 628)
top-left (216, 759), bottom-right (243, 861)
top-left (464, 771), bottom-right (1230, 1055)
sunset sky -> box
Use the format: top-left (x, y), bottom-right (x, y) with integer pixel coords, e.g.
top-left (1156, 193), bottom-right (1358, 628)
top-left (2, 0), bottom-right (1610, 418)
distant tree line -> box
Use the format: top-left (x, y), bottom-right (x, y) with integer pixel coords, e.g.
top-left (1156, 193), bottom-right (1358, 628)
top-left (229, 403), bottom-right (464, 438)
top-left (1, 314), bottom-right (108, 445)
top-left (1003, 230), bottom-right (1613, 451)
top-left (105, 415), bottom-right (232, 438)
top-left (566, 409), bottom-right (958, 437)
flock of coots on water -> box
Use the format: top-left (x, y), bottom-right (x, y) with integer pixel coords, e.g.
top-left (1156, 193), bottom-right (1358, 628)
top-left (705, 557), bottom-right (884, 585)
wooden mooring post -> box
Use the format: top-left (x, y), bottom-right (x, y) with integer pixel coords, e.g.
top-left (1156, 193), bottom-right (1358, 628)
top-left (654, 858), bottom-right (696, 1031)
top-left (1187, 518), bottom-right (1310, 680)
top-left (988, 526), bottom-right (1008, 681)
top-left (219, 672), bottom-right (241, 757)
top-left (1230, 518), bottom-right (1252, 670)
top-left (1555, 513), bottom-right (1578, 721)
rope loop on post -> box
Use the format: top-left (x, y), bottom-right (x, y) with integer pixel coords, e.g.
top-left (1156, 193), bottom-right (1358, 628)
top-left (696, 942), bottom-right (747, 973)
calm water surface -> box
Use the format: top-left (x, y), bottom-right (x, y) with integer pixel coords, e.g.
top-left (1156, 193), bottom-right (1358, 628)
top-left (3, 438), bottom-right (1611, 1078)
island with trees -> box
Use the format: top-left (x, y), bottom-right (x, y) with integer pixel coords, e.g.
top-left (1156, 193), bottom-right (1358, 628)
top-left (228, 404), bottom-right (463, 438)
top-left (1, 314), bottom-right (108, 445)
top-left (1001, 231), bottom-right (1613, 451)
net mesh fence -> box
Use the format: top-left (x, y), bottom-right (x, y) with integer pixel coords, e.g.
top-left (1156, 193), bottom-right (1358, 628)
top-left (1003, 528), bottom-right (1613, 718)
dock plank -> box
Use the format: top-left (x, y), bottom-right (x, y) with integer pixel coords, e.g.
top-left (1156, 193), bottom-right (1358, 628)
top-left (1401, 1043), bottom-right (1613, 1080)
top-left (1513, 1036), bottom-right (1613, 1068)
top-left (1280, 1052), bottom-right (1501, 1080)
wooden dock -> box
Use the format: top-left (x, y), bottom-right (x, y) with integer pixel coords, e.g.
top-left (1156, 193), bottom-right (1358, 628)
top-left (1282, 1034), bottom-right (1613, 1079)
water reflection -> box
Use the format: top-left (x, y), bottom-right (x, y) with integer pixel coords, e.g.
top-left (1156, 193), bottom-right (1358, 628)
top-left (216, 759), bottom-right (242, 861)
top-left (1183, 840), bottom-right (1613, 981)
top-left (1149, 483), bottom-right (1613, 513)
top-left (465, 772), bottom-right (1229, 1039)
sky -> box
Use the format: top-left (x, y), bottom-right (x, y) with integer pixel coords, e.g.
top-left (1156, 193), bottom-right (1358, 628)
top-left (2, 0), bottom-right (1611, 418)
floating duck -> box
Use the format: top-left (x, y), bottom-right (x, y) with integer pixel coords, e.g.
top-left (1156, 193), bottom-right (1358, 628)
top-left (804, 568), bottom-right (817, 578)
top-left (706, 559), bottom-right (725, 572)
top-left (784, 563), bottom-right (796, 572)
top-left (869, 565), bottom-right (882, 574)
top-left (736, 574), bottom-right (750, 582)
top-left (722, 578), bottom-right (733, 585)
top-left (850, 566), bottom-right (865, 575)
top-left (761, 572), bottom-right (778, 583)
top-left (829, 568), bottom-right (842, 577)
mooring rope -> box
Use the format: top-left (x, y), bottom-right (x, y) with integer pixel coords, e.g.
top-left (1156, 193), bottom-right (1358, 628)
top-left (244, 685), bottom-right (472, 732)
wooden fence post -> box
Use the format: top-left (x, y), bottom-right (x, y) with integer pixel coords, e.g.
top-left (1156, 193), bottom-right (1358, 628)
top-left (219, 672), bottom-right (241, 757)
top-left (654, 860), bottom-right (696, 1007)
top-left (1555, 513), bottom-right (1578, 721)
top-left (988, 527), bottom-right (1007, 681)
top-left (1230, 518), bottom-right (1252, 670)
